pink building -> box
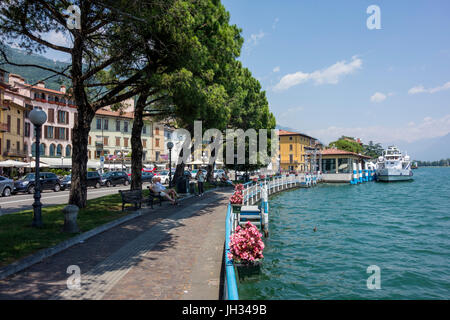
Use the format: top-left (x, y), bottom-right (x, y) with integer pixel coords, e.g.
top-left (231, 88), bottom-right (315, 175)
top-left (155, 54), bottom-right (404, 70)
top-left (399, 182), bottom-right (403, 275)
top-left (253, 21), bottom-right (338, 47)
top-left (8, 74), bottom-right (77, 165)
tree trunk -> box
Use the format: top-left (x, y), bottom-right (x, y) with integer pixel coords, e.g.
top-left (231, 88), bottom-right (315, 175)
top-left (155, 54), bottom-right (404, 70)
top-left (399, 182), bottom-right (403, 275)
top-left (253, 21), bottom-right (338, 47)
top-left (206, 163), bottom-right (214, 182)
top-left (173, 161), bottom-right (185, 187)
top-left (130, 94), bottom-right (147, 191)
top-left (69, 36), bottom-right (92, 209)
top-left (69, 105), bottom-right (94, 208)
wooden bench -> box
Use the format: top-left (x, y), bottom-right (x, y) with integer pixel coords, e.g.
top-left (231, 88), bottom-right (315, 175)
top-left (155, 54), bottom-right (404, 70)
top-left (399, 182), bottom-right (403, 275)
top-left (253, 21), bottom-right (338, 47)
top-left (147, 186), bottom-right (167, 209)
top-left (119, 190), bottom-right (143, 211)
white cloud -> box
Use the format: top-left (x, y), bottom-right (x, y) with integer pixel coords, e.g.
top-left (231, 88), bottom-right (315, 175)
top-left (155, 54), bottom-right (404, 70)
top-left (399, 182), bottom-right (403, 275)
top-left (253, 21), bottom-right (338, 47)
top-left (370, 92), bottom-right (387, 103)
top-left (306, 114), bottom-right (450, 144)
top-left (272, 18), bottom-right (279, 30)
top-left (408, 81), bottom-right (450, 95)
top-left (273, 66), bottom-right (280, 73)
top-left (247, 31), bottom-right (265, 47)
top-left (273, 56), bottom-right (362, 91)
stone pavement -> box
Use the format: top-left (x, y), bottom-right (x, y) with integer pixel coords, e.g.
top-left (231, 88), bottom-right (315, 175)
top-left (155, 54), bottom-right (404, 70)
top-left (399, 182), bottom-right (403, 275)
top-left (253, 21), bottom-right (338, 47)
top-left (0, 189), bottom-right (231, 300)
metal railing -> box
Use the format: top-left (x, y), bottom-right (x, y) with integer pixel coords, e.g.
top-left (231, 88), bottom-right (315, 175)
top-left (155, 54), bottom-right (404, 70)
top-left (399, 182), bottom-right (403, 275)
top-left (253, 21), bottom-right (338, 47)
top-left (224, 172), bottom-right (322, 300)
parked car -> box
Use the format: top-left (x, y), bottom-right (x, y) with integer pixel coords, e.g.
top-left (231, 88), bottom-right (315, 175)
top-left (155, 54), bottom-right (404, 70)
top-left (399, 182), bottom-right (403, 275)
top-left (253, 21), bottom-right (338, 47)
top-left (154, 170), bottom-right (171, 184)
top-left (61, 172), bottom-right (102, 191)
top-left (101, 171), bottom-right (130, 187)
top-left (129, 171), bottom-right (154, 184)
top-left (213, 169), bottom-right (225, 180)
top-left (0, 175), bottom-right (14, 197)
top-left (184, 170), bottom-right (192, 179)
top-left (13, 172), bottom-right (62, 194)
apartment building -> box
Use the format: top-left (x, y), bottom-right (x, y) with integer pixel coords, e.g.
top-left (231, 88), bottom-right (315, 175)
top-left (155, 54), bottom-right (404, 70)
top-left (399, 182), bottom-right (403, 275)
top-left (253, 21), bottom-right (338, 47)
top-left (1, 70), bottom-right (168, 169)
top-left (278, 129), bottom-right (320, 172)
top-left (88, 108), bottom-right (165, 167)
top-left (0, 70), bottom-right (31, 162)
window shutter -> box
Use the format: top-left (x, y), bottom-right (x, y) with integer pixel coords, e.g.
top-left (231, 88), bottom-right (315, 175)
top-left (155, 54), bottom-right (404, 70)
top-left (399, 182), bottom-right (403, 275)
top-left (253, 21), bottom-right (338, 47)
top-left (44, 126), bottom-right (48, 139)
top-left (66, 112), bottom-right (69, 124)
top-left (49, 109), bottom-right (54, 122)
top-left (66, 128), bottom-right (69, 140)
top-left (55, 127), bottom-right (59, 139)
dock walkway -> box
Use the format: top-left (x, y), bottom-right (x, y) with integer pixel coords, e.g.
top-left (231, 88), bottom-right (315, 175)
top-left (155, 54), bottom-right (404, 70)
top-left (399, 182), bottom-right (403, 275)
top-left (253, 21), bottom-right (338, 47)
top-left (0, 189), bottom-right (231, 300)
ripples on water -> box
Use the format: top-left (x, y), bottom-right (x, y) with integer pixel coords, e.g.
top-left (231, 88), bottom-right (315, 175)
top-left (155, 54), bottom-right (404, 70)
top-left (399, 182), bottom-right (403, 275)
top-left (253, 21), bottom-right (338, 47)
top-left (238, 168), bottom-right (450, 299)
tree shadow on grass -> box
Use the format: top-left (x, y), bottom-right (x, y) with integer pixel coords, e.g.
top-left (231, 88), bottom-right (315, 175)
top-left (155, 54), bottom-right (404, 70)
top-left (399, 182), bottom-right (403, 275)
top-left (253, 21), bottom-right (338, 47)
top-left (0, 190), bottom-right (231, 300)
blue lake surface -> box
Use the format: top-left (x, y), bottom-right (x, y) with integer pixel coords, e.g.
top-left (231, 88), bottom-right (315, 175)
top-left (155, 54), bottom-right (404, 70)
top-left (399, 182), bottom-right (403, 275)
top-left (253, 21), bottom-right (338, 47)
top-left (237, 167), bottom-right (450, 299)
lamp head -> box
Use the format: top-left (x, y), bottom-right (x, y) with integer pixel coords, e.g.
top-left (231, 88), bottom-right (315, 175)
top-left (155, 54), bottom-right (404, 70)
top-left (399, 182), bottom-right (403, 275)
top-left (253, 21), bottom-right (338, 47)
top-left (167, 141), bottom-right (174, 150)
top-left (29, 107), bottom-right (47, 126)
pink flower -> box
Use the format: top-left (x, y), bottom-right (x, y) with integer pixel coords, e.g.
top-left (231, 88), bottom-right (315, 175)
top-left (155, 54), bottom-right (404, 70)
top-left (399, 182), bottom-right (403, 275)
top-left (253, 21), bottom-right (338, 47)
top-left (228, 221), bottom-right (265, 264)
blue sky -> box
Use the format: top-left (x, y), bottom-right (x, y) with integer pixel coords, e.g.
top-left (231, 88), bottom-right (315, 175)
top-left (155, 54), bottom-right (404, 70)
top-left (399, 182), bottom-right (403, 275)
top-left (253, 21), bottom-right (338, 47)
top-left (17, 0), bottom-right (450, 146)
top-left (222, 0), bottom-right (450, 144)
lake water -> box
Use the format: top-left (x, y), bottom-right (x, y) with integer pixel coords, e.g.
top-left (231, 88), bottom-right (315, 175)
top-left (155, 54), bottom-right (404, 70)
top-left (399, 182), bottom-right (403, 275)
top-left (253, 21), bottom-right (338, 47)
top-left (237, 167), bottom-right (450, 299)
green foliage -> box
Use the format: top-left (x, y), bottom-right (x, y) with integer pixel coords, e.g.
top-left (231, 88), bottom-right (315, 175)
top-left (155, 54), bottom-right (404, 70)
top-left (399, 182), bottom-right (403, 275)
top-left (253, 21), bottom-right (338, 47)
top-left (362, 141), bottom-right (384, 158)
top-left (0, 44), bottom-right (70, 90)
top-left (47, 168), bottom-right (70, 176)
top-left (329, 138), bottom-right (363, 154)
top-left (416, 159), bottom-right (450, 167)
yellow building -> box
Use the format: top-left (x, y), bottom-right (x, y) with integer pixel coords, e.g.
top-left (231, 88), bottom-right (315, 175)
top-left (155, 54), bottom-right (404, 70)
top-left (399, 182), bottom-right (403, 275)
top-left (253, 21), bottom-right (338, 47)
top-left (278, 129), bottom-right (320, 173)
top-left (0, 70), bottom-right (30, 162)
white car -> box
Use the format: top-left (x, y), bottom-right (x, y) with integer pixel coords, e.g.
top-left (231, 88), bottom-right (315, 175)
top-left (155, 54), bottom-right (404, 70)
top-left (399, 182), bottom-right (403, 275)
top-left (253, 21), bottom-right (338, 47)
top-left (213, 169), bottom-right (225, 180)
top-left (155, 170), bottom-right (171, 184)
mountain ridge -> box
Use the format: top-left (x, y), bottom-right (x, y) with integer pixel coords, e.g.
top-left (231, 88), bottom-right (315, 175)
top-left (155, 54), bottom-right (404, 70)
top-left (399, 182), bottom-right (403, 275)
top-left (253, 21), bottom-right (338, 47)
top-left (0, 44), bottom-right (69, 90)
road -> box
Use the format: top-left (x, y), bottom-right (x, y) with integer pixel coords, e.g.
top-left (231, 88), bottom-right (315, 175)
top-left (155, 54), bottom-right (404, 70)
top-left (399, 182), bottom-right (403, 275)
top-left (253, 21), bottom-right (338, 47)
top-left (0, 183), bottom-right (151, 216)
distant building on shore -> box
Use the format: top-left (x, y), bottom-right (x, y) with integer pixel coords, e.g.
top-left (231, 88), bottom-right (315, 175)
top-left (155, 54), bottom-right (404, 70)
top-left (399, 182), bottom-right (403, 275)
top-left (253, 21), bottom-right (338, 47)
top-left (278, 129), bottom-right (322, 173)
top-left (0, 69), bottom-right (168, 171)
top-left (321, 148), bottom-right (371, 183)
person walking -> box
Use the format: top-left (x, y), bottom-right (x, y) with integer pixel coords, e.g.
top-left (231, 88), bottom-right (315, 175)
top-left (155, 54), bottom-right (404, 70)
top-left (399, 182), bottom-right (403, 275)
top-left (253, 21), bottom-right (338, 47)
top-left (196, 169), bottom-right (206, 196)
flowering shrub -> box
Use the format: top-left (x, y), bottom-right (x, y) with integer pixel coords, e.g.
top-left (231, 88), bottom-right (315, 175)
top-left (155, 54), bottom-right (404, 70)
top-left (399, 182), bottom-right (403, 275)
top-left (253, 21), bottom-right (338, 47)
top-left (230, 191), bottom-right (243, 204)
top-left (228, 222), bottom-right (264, 264)
top-left (230, 184), bottom-right (244, 204)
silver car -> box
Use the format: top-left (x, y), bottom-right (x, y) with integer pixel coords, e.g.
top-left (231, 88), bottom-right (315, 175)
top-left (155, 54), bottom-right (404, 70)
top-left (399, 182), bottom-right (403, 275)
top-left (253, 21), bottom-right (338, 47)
top-left (0, 175), bottom-right (14, 197)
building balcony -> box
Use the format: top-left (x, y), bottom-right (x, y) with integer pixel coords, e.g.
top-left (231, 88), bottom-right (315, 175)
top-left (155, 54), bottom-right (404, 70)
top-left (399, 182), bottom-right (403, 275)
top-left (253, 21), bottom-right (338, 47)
top-left (0, 123), bottom-right (8, 132)
top-left (281, 160), bottom-right (299, 165)
top-left (95, 142), bottom-right (104, 149)
top-left (3, 149), bottom-right (28, 158)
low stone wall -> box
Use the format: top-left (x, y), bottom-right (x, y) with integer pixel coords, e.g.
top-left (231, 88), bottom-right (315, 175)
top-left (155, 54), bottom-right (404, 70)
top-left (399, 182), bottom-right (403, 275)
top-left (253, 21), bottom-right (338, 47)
top-left (322, 173), bottom-right (352, 183)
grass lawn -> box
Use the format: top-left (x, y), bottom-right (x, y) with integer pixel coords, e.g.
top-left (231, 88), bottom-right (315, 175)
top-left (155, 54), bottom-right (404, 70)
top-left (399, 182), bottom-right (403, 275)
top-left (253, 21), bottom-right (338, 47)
top-left (0, 189), bottom-right (153, 268)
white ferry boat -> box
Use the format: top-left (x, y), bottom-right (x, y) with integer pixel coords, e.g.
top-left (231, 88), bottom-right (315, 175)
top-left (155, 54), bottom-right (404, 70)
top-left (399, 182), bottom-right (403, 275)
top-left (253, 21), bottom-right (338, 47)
top-left (375, 146), bottom-right (413, 182)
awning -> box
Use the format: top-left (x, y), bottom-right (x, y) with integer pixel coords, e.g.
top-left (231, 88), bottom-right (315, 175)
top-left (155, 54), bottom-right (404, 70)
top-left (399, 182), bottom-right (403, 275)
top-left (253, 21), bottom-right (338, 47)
top-left (0, 160), bottom-right (29, 168)
top-left (87, 160), bottom-right (100, 169)
top-left (186, 159), bottom-right (204, 165)
top-left (39, 157), bottom-right (72, 168)
top-left (27, 161), bottom-right (50, 168)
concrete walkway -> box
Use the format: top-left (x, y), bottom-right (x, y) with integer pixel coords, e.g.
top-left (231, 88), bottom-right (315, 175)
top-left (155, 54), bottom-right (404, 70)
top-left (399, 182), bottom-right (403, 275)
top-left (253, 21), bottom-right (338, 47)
top-left (0, 189), bottom-right (231, 300)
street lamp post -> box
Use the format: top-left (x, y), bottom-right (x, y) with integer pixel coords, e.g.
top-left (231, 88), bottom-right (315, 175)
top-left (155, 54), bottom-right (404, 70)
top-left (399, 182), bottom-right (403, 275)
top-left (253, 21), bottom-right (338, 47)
top-left (118, 151), bottom-right (123, 171)
top-left (29, 107), bottom-right (47, 228)
top-left (167, 142), bottom-right (174, 187)
top-left (277, 156), bottom-right (281, 175)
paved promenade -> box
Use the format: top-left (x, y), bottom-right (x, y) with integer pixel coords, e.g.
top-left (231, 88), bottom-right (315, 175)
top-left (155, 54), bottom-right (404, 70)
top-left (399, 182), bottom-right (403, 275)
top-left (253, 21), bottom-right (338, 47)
top-left (0, 189), bottom-right (231, 300)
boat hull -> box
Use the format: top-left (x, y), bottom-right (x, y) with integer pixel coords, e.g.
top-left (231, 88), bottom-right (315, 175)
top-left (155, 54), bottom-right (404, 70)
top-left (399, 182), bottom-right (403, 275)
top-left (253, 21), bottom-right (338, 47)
top-left (376, 168), bottom-right (413, 182)
top-left (376, 175), bottom-right (413, 182)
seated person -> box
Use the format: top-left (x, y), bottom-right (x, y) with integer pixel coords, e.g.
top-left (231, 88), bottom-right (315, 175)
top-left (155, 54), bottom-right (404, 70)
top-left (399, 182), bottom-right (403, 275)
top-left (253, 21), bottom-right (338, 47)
top-left (219, 172), bottom-right (234, 186)
top-left (150, 177), bottom-right (178, 205)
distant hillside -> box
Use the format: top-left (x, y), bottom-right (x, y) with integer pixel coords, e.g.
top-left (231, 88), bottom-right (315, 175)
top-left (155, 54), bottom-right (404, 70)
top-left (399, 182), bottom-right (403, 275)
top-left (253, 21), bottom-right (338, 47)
top-left (0, 44), bottom-right (69, 90)
top-left (396, 133), bottom-right (450, 161)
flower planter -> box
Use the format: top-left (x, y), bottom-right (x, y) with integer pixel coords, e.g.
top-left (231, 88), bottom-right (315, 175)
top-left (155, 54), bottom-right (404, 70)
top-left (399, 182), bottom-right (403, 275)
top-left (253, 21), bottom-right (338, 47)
top-left (235, 260), bottom-right (262, 280)
top-left (231, 203), bottom-right (242, 213)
